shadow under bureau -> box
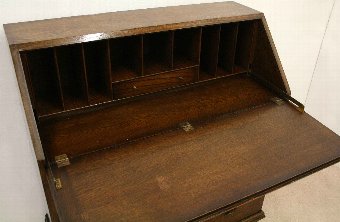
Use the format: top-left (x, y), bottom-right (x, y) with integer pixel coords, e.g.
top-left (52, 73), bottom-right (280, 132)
top-left (4, 2), bottom-right (340, 222)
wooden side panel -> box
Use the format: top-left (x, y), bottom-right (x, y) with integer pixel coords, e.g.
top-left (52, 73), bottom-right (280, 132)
top-left (252, 19), bottom-right (289, 93)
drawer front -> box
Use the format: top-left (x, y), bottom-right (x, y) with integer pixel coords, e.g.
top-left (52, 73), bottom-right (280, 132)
top-left (204, 196), bottom-right (265, 222)
top-left (113, 67), bottom-right (197, 99)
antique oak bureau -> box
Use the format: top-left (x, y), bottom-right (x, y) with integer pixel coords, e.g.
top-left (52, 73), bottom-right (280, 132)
top-left (4, 2), bottom-right (340, 222)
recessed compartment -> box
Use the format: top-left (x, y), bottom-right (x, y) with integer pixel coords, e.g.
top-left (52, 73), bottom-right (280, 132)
top-left (55, 44), bottom-right (88, 110)
top-left (143, 31), bottom-right (173, 75)
top-left (234, 21), bottom-right (256, 72)
top-left (110, 36), bottom-right (143, 82)
top-left (83, 40), bottom-right (112, 104)
top-left (173, 27), bottom-right (202, 69)
top-left (22, 48), bottom-right (64, 116)
top-left (200, 25), bottom-right (221, 79)
top-left (113, 67), bottom-right (197, 99)
top-left (217, 23), bottom-right (239, 75)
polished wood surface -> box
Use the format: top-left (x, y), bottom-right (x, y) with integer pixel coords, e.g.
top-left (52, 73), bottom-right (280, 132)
top-left (205, 196), bottom-right (264, 222)
top-left (50, 103), bottom-right (340, 221)
top-left (40, 75), bottom-right (272, 158)
top-left (4, 2), bottom-right (260, 48)
top-left (5, 2), bottom-right (340, 222)
top-left (5, 2), bottom-right (290, 160)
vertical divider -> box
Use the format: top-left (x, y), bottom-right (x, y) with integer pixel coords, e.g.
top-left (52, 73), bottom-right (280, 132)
top-left (248, 21), bottom-right (259, 72)
top-left (231, 23), bottom-right (239, 73)
top-left (53, 48), bottom-right (65, 110)
top-left (170, 31), bottom-right (174, 70)
top-left (218, 22), bottom-right (239, 74)
top-left (83, 40), bottom-right (113, 104)
top-left (196, 27), bottom-right (203, 81)
top-left (199, 25), bottom-right (221, 79)
top-left (138, 36), bottom-right (144, 76)
top-left (105, 39), bottom-right (113, 100)
top-left (137, 35), bottom-right (144, 76)
top-left (234, 21), bottom-right (255, 72)
top-left (80, 44), bottom-right (90, 105)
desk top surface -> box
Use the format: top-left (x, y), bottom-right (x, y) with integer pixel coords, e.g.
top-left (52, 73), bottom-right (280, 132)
top-left (52, 102), bottom-right (340, 221)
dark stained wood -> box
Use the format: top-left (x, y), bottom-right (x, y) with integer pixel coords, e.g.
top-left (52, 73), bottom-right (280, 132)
top-left (234, 21), bottom-right (255, 70)
top-left (173, 27), bottom-right (202, 69)
top-left (200, 25), bottom-right (221, 77)
top-left (113, 67), bottom-right (197, 99)
top-left (38, 161), bottom-right (60, 222)
top-left (143, 31), bottom-right (173, 75)
top-left (40, 74), bottom-right (273, 158)
top-left (5, 2), bottom-right (339, 222)
top-left (54, 44), bottom-right (89, 110)
top-left (218, 22), bottom-right (239, 74)
top-left (205, 196), bottom-right (264, 222)
top-left (252, 20), bottom-right (287, 93)
top-left (83, 40), bottom-right (113, 104)
top-left (48, 103), bottom-right (340, 221)
top-left (110, 35), bottom-right (143, 82)
top-left (24, 48), bottom-right (64, 115)
top-left (4, 2), bottom-right (261, 48)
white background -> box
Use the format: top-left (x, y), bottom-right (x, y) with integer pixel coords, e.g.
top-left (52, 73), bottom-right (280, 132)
top-left (0, 1), bottom-right (339, 221)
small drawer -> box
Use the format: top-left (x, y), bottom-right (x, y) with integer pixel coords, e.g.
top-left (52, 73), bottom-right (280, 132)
top-left (113, 67), bottom-right (197, 99)
top-left (204, 196), bottom-right (265, 222)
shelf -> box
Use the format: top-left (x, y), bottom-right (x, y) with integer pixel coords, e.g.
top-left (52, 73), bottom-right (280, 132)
top-left (40, 74), bottom-right (275, 156)
top-left (22, 20), bottom-right (260, 117)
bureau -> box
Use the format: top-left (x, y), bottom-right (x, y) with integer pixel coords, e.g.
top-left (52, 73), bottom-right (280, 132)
top-left (4, 2), bottom-right (340, 222)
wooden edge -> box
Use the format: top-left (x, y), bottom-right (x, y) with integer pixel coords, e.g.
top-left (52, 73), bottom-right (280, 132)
top-left (260, 16), bottom-right (291, 95)
top-left (241, 210), bottom-right (265, 222)
top-left (9, 14), bottom-right (263, 51)
top-left (10, 47), bottom-right (45, 160)
top-left (196, 196), bottom-right (265, 222)
top-left (187, 155), bottom-right (340, 221)
top-left (38, 161), bottom-right (60, 222)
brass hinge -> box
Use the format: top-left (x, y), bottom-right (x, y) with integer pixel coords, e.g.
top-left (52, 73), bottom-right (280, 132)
top-left (180, 122), bottom-right (194, 132)
top-left (271, 97), bottom-right (285, 105)
top-left (54, 178), bottom-right (62, 190)
top-left (55, 154), bottom-right (70, 168)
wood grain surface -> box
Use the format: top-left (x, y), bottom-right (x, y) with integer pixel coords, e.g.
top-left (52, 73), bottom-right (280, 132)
top-left (4, 2), bottom-right (261, 48)
top-left (50, 103), bottom-right (340, 221)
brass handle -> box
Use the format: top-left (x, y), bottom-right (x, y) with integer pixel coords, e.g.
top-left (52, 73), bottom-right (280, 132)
top-left (178, 76), bottom-right (184, 80)
top-left (133, 85), bottom-right (137, 89)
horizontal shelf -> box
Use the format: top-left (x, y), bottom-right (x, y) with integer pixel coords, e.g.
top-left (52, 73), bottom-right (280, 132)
top-left (22, 20), bottom-right (258, 118)
top-left (39, 70), bottom-right (244, 120)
